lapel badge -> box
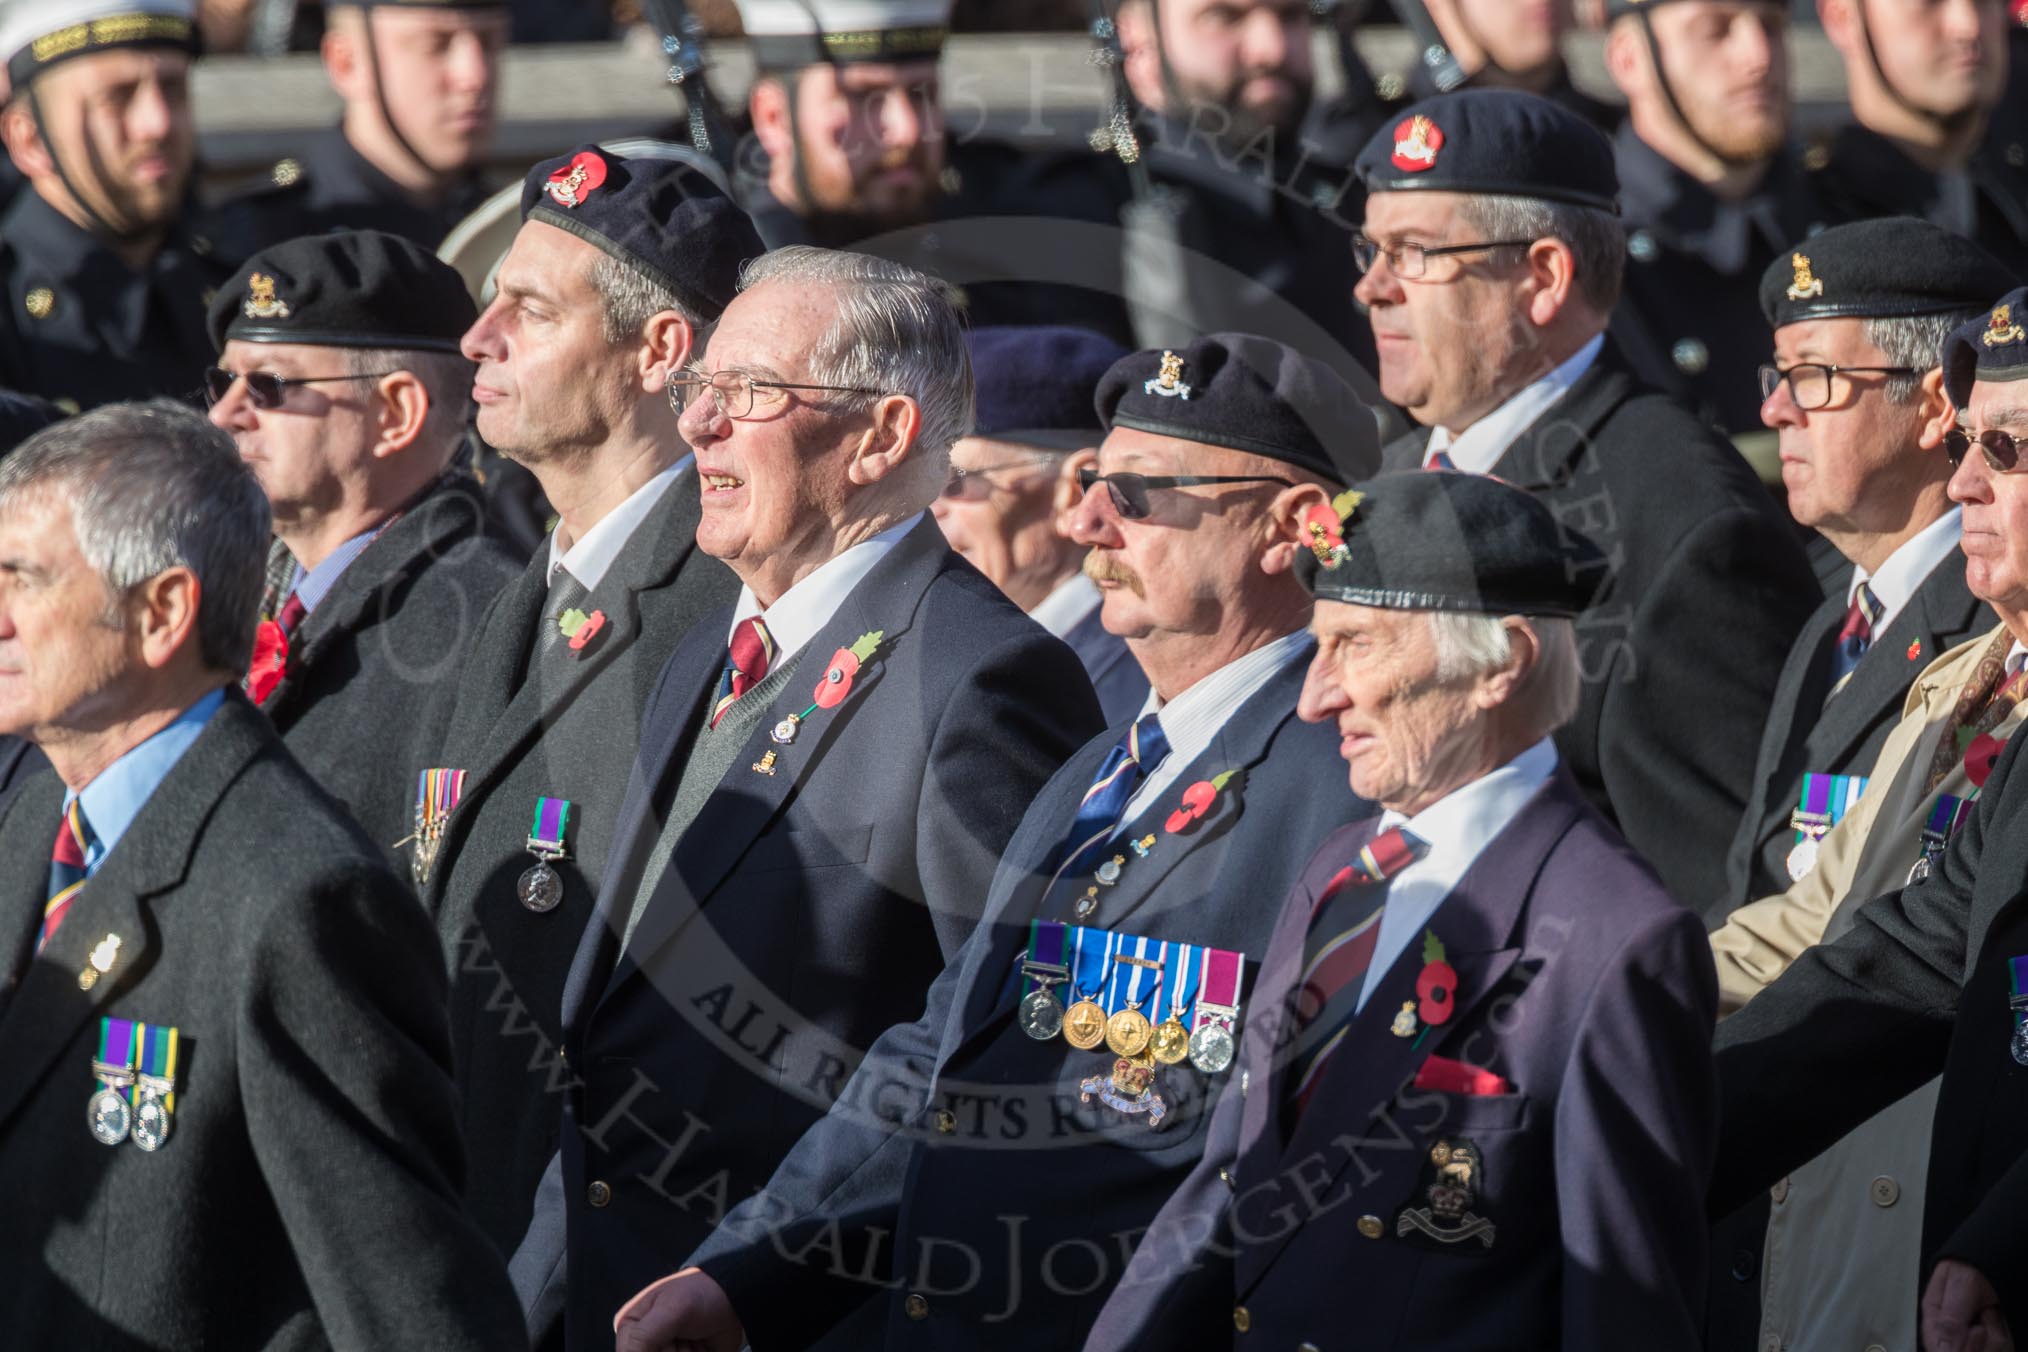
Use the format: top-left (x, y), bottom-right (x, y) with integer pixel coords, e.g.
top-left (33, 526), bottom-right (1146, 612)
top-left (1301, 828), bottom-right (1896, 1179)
top-left (1143, 351), bottom-right (1193, 400)
top-left (1390, 114), bottom-right (1444, 173)
top-left (1095, 854), bottom-right (1127, 886)
top-left (1165, 768), bottom-right (1238, 834)
top-left (24, 287), bottom-right (54, 321)
top-left (1414, 930), bottom-right (1458, 1035)
top-left (559, 607), bottom-right (608, 654)
top-left (78, 933), bottom-right (122, 991)
top-left (1079, 1052), bottom-right (1170, 1130)
top-left (1785, 252), bottom-right (1824, 302)
top-left (1391, 1000), bottom-right (1419, 1038)
top-left (1984, 304), bottom-right (2027, 349)
top-left (544, 151), bottom-right (609, 209)
top-left (1128, 834), bottom-right (1156, 858)
top-left (1396, 1139), bottom-right (1496, 1249)
top-left (1909, 640), bottom-right (1922, 661)
top-left (242, 272), bottom-right (290, 321)
top-left (752, 749), bottom-right (778, 776)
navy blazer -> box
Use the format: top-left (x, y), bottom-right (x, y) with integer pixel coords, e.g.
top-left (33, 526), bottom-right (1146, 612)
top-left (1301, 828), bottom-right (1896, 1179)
top-left (1085, 771), bottom-right (1718, 1352)
top-left (686, 647), bottom-right (1372, 1349)
top-left (519, 520), bottom-right (1103, 1350)
top-left (1062, 605), bottom-right (1151, 726)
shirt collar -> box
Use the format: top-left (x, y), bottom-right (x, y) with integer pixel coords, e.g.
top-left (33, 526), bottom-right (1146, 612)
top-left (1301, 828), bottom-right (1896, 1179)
top-left (547, 460), bottom-right (688, 592)
top-left (729, 514), bottom-right (923, 663)
top-left (287, 523), bottom-right (382, 615)
top-left (1849, 507), bottom-right (1962, 630)
top-left (1029, 572), bottom-right (1101, 639)
top-left (69, 688), bottom-right (226, 873)
top-left (1430, 333), bottom-right (1604, 472)
top-left (1132, 628), bottom-right (1310, 754)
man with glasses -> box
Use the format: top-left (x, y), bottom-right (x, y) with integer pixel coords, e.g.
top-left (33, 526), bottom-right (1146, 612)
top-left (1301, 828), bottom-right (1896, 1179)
top-left (1711, 285), bottom-right (2028, 1352)
top-left (1355, 87), bottom-right (1817, 911)
top-left (417, 145), bottom-right (759, 1260)
top-left (932, 325), bottom-right (1146, 723)
top-left (206, 229), bottom-right (519, 860)
top-left (606, 332), bottom-right (1378, 1351)
top-left (510, 245), bottom-right (1101, 1350)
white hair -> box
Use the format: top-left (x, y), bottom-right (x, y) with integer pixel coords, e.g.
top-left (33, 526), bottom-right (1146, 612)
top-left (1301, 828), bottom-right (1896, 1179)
top-left (1427, 611), bottom-right (1581, 735)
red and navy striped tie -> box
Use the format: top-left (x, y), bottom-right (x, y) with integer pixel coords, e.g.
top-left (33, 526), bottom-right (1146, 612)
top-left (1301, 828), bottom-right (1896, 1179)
top-left (710, 616), bottom-right (777, 728)
top-left (36, 799), bottom-right (93, 953)
top-left (1047, 713), bottom-right (1170, 893)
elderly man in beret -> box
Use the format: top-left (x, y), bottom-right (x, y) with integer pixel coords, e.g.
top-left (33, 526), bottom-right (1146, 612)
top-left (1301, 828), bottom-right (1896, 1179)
top-left (1711, 287), bottom-right (2028, 1352)
top-left (419, 145), bottom-right (761, 1257)
top-left (1084, 471), bottom-right (1718, 1352)
top-left (205, 229), bottom-right (521, 860)
top-left (610, 333), bottom-right (1379, 1351)
top-left (0, 402), bottom-right (523, 1349)
top-left (933, 325), bottom-right (1146, 722)
top-left (1354, 87), bottom-right (1819, 910)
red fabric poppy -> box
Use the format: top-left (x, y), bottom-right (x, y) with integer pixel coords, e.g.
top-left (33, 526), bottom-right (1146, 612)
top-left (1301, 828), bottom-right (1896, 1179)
top-left (1165, 779), bottom-right (1218, 834)
top-left (1300, 503), bottom-right (1344, 555)
top-left (813, 649), bottom-right (861, 709)
top-left (247, 619), bottom-right (289, 704)
top-left (1966, 732), bottom-right (2006, 788)
top-left (1417, 960), bottom-right (1458, 1026)
top-left (567, 610), bottom-right (607, 652)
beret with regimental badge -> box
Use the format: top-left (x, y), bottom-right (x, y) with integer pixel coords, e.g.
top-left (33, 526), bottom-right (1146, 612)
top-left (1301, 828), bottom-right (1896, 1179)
top-left (1354, 88), bottom-right (1619, 212)
top-left (208, 229), bottom-right (476, 353)
top-left (1759, 218), bottom-right (2015, 330)
top-left (1, 0), bottom-right (199, 89)
top-left (1297, 470), bottom-right (1606, 619)
top-left (735, 0), bottom-right (952, 72)
top-left (968, 326), bottom-right (1127, 450)
top-left (519, 144), bottom-right (763, 324)
top-left (1944, 286), bottom-right (2028, 409)
top-left (1095, 334), bottom-right (1382, 486)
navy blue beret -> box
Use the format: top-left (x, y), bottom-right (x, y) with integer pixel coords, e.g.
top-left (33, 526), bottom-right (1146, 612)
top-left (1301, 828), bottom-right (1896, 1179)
top-left (1095, 334), bottom-right (1381, 485)
top-left (209, 229), bottom-right (475, 353)
top-left (967, 326), bottom-right (1127, 448)
top-left (1759, 218), bottom-right (2013, 330)
top-left (520, 145), bottom-right (763, 323)
top-left (1355, 89), bottom-right (1618, 212)
top-left (1298, 470), bottom-right (1606, 619)
top-left (1944, 287), bottom-right (2028, 410)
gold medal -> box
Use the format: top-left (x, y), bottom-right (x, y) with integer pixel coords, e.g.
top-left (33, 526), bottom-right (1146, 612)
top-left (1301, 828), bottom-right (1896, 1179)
top-left (1106, 1006), bottom-right (1152, 1057)
top-left (1063, 998), bottom-right (1108, 1050)
top-left (1150, 1017), bottom-right (1190, 1064)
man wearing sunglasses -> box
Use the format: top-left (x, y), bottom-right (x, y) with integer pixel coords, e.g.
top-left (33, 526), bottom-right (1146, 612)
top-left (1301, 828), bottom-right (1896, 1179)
top-left (1355, 87), bottom-right (1819, 914)
top-left (205, 229), bottom-right (519, 861)
top-left (1711, 286), bottom-right (2028, 1352)
top-left (932, 324), bottom-right (1147, 724)
top-left (610, 332), bottom-right (1379, 1350)
top-left (417, 146), bottom-right (760, 1262)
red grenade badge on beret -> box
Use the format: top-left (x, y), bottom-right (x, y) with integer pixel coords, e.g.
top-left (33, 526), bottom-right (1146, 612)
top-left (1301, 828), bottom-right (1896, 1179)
top-left (545, 151), bottom-right (609, 209)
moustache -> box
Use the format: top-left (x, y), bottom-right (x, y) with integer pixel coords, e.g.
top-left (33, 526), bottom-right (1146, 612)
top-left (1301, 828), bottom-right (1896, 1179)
top-left (1083, 551), bottom-right (1146, 598)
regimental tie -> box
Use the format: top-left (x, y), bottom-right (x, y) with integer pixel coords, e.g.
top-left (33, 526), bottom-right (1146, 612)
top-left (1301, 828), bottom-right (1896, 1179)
top-left (274, 591), bottom-right (307, 637)
top-left (1284, 825), bottom-right (1430, 1121)
top-left (1047, 713), bottom-right (1171, 904)
top-left (1922, 628), bottom-right (2028, 796)
top-left (709, 615), bottom-right (777, 729)
top-left (1425, 448), bottom-right (1458, 471)
top-left (38, 798), bottom-right (95, 954)
top-left (1827, 581), bottom-right (1884, 694)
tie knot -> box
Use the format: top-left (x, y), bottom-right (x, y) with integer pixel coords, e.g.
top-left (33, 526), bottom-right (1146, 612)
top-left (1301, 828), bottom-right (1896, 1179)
top-left (53, 799), bottom-right (92, 870)
top-left (1358, 825), bottom-right (1427, 885)
top-left (729, 616), bottom-right (776, 684)
top-left (1127, 712), bottom-right (1169, 770)
top-left (1838, 583), bottom-right (1882, 647)
top-left (275, 592), bottom-right (308, 637)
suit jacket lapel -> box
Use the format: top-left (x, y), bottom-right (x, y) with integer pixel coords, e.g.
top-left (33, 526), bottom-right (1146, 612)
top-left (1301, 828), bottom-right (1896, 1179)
top-left (1486, 350), bottom-right (1635, 493)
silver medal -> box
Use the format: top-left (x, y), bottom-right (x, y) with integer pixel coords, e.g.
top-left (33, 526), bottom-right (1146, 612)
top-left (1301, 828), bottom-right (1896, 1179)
top-left (1019, 987), bottom-right (1064, 1041)
top-left (88, 1086), bottom-right (131, 1146)
top-left (1909, 855), bottom-right (1935, 886)
top-left (2013, 1023), bottom-right (2028, 1068)
top-left (1188, 1021), bottom-right (1235, 1074)
top-left (1786, 835), bottom-right (1820, 882)
top-left (132, 1089), bottom-right (172, 1151)
top-left (518, 861), bottom-right (563, 913)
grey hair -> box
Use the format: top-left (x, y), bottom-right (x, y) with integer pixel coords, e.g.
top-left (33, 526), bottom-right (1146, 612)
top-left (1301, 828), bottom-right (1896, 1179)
top-left (588, 254), bottom-right (711, 347)
top-left (1863, 311), bottom-right (1978, 406)
top-left (0, 401), bottom-right (268, 672)
top-left (342, 346), bottom-right (478, 455)
top-left (736, 245), bottom-right (975, 466)
top-left (1454, 195), bottom-right (1627, 315)
top-left (1428, 611), bottom-right (1582, 735)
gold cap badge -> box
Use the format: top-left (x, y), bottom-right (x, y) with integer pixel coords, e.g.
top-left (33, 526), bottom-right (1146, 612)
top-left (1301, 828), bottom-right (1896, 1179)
top-left (1983, 304), bottom-right (2026, 349)
top-left (1143, 350), bottom-right (1192, 400)
top-left (242, 273), bottom-right (290, 321)
top-left (1785, 253), bottom-right (1823, 302)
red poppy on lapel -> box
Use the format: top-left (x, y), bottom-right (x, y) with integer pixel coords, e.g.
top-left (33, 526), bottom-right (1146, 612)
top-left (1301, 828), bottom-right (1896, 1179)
top-left (1165, 768), bottom-right (1238, 834)
top-left (1416, 930), bottom-right (1458, 1027)
top-left (247, 619), bottom-right (289, 704)
top-left (567, 610), bottom-right (608, 652)
top-left (1967, 732), bottom-right (2006, 788)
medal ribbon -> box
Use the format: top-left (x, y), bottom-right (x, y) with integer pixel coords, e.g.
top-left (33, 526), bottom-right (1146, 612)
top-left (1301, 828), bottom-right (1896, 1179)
top-left (1792, 772), bottom-right (1867, 841)
top-left (1068, 924), bottom-right (1112, 1003)
top-left (1022, 920), bottom-right (1069, 999)
top-left (416, 768), bottom-right (467, 831)
top-left (1164, 941), bottom-right (1199, 1024)
top-left (1106, 934), bottom-right (1155, 1016)
top-left (529, 796), bottom-right (571, 855)
top-left (137, 1021), bottom-right (178, 1112)
top-left (1196, 945), bottom-right (1244, 1026)
top-left (94, 1016), bottom-right (136, 1098)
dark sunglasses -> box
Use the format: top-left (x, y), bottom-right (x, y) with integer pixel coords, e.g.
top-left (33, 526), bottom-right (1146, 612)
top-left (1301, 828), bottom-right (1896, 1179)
top-left (1075, 467), bottom-right (1294, 520)
top-left (203, 366), bottom-right (397, 409)
top-left (1945, 426), bottom-right (2028, 474)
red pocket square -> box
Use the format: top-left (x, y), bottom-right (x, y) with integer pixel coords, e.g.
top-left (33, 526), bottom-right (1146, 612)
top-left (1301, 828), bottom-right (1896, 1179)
top-left (1413, 1055), bottom-right (1512, 1096)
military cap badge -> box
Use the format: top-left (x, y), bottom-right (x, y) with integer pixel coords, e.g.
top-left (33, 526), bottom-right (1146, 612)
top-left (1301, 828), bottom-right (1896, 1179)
top-left (1390, 114), bottom-right (1444, 173)
top-left (1143, 350), bottom-right (1192, 400)
top-left (544, 151), bottom-right (609, 210)
top-left (1983, 304), bottom-right (2026, 349)
top-left (1785, 252), bottom-right (1823, 302)
top-left (1396, 1139), bottom-right (1496, 1248)
top-left (1300, 488), bottom-right (1365, 567)
top-left (242, 273), bottom-right (290, 321)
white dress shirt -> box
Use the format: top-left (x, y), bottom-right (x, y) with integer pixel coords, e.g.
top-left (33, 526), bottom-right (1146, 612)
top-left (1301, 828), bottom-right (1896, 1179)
top-left (1426, 333), bottom-right (1605, 473)
top-left (1118, 628), bottom-right (1312, 822)
top-left (1355, 738), bottom-right (1560, 1012)
top-left (545, 460), bottom-right (688, 591)
top-left (1845, 506), bottom-right (1962, 638)
top-left (726, 515), bottom-right (924, 665)
top-left (1030, 572), bottom-right (1102, 640)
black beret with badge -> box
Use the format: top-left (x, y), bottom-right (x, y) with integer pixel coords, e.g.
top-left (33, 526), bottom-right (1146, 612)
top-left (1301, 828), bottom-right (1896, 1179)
top-left (968, 325), bottom-right (1127, 450)
top-left (0, 0), bottom-right (200, 89)
top-left (519, 144), bottom-right (763, 324)
top-left (1297, 470), bottom-right (1606, 619)
top-left (1353, 88), bottom-right (1619, 213)
top-left (209, 229), bottom-right (476, 353)
top-left (1944, 286), bottom-right (2028, 410)
top-left (1094, 333), bottom-right (1382, 486)
top-left (1759, 217), bottom-right (2015, 330)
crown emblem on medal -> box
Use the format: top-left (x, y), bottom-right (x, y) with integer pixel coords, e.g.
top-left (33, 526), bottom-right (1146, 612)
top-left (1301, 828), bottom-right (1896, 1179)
top-left (1785, 252), bottom-right (1823, 302)
top-left (1984, 304), bottom-right (2027, 349)
top-left (1390, 115), bottom-right (1444, 173)
top-left (544, 151), bottom-right (609, 210)
top-left (242, 273), bottom-right (290, 321)
top-left (1143, 350), bottom-right (1192, 400)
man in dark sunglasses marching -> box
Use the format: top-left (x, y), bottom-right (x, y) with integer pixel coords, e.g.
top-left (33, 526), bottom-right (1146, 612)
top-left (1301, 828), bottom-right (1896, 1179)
top-left (205, 228), bottom-right (519, 860)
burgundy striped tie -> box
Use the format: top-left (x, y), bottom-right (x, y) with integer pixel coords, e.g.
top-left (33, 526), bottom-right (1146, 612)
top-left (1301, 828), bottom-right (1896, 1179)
top-left (36, 799), bottom-right (92, 953)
